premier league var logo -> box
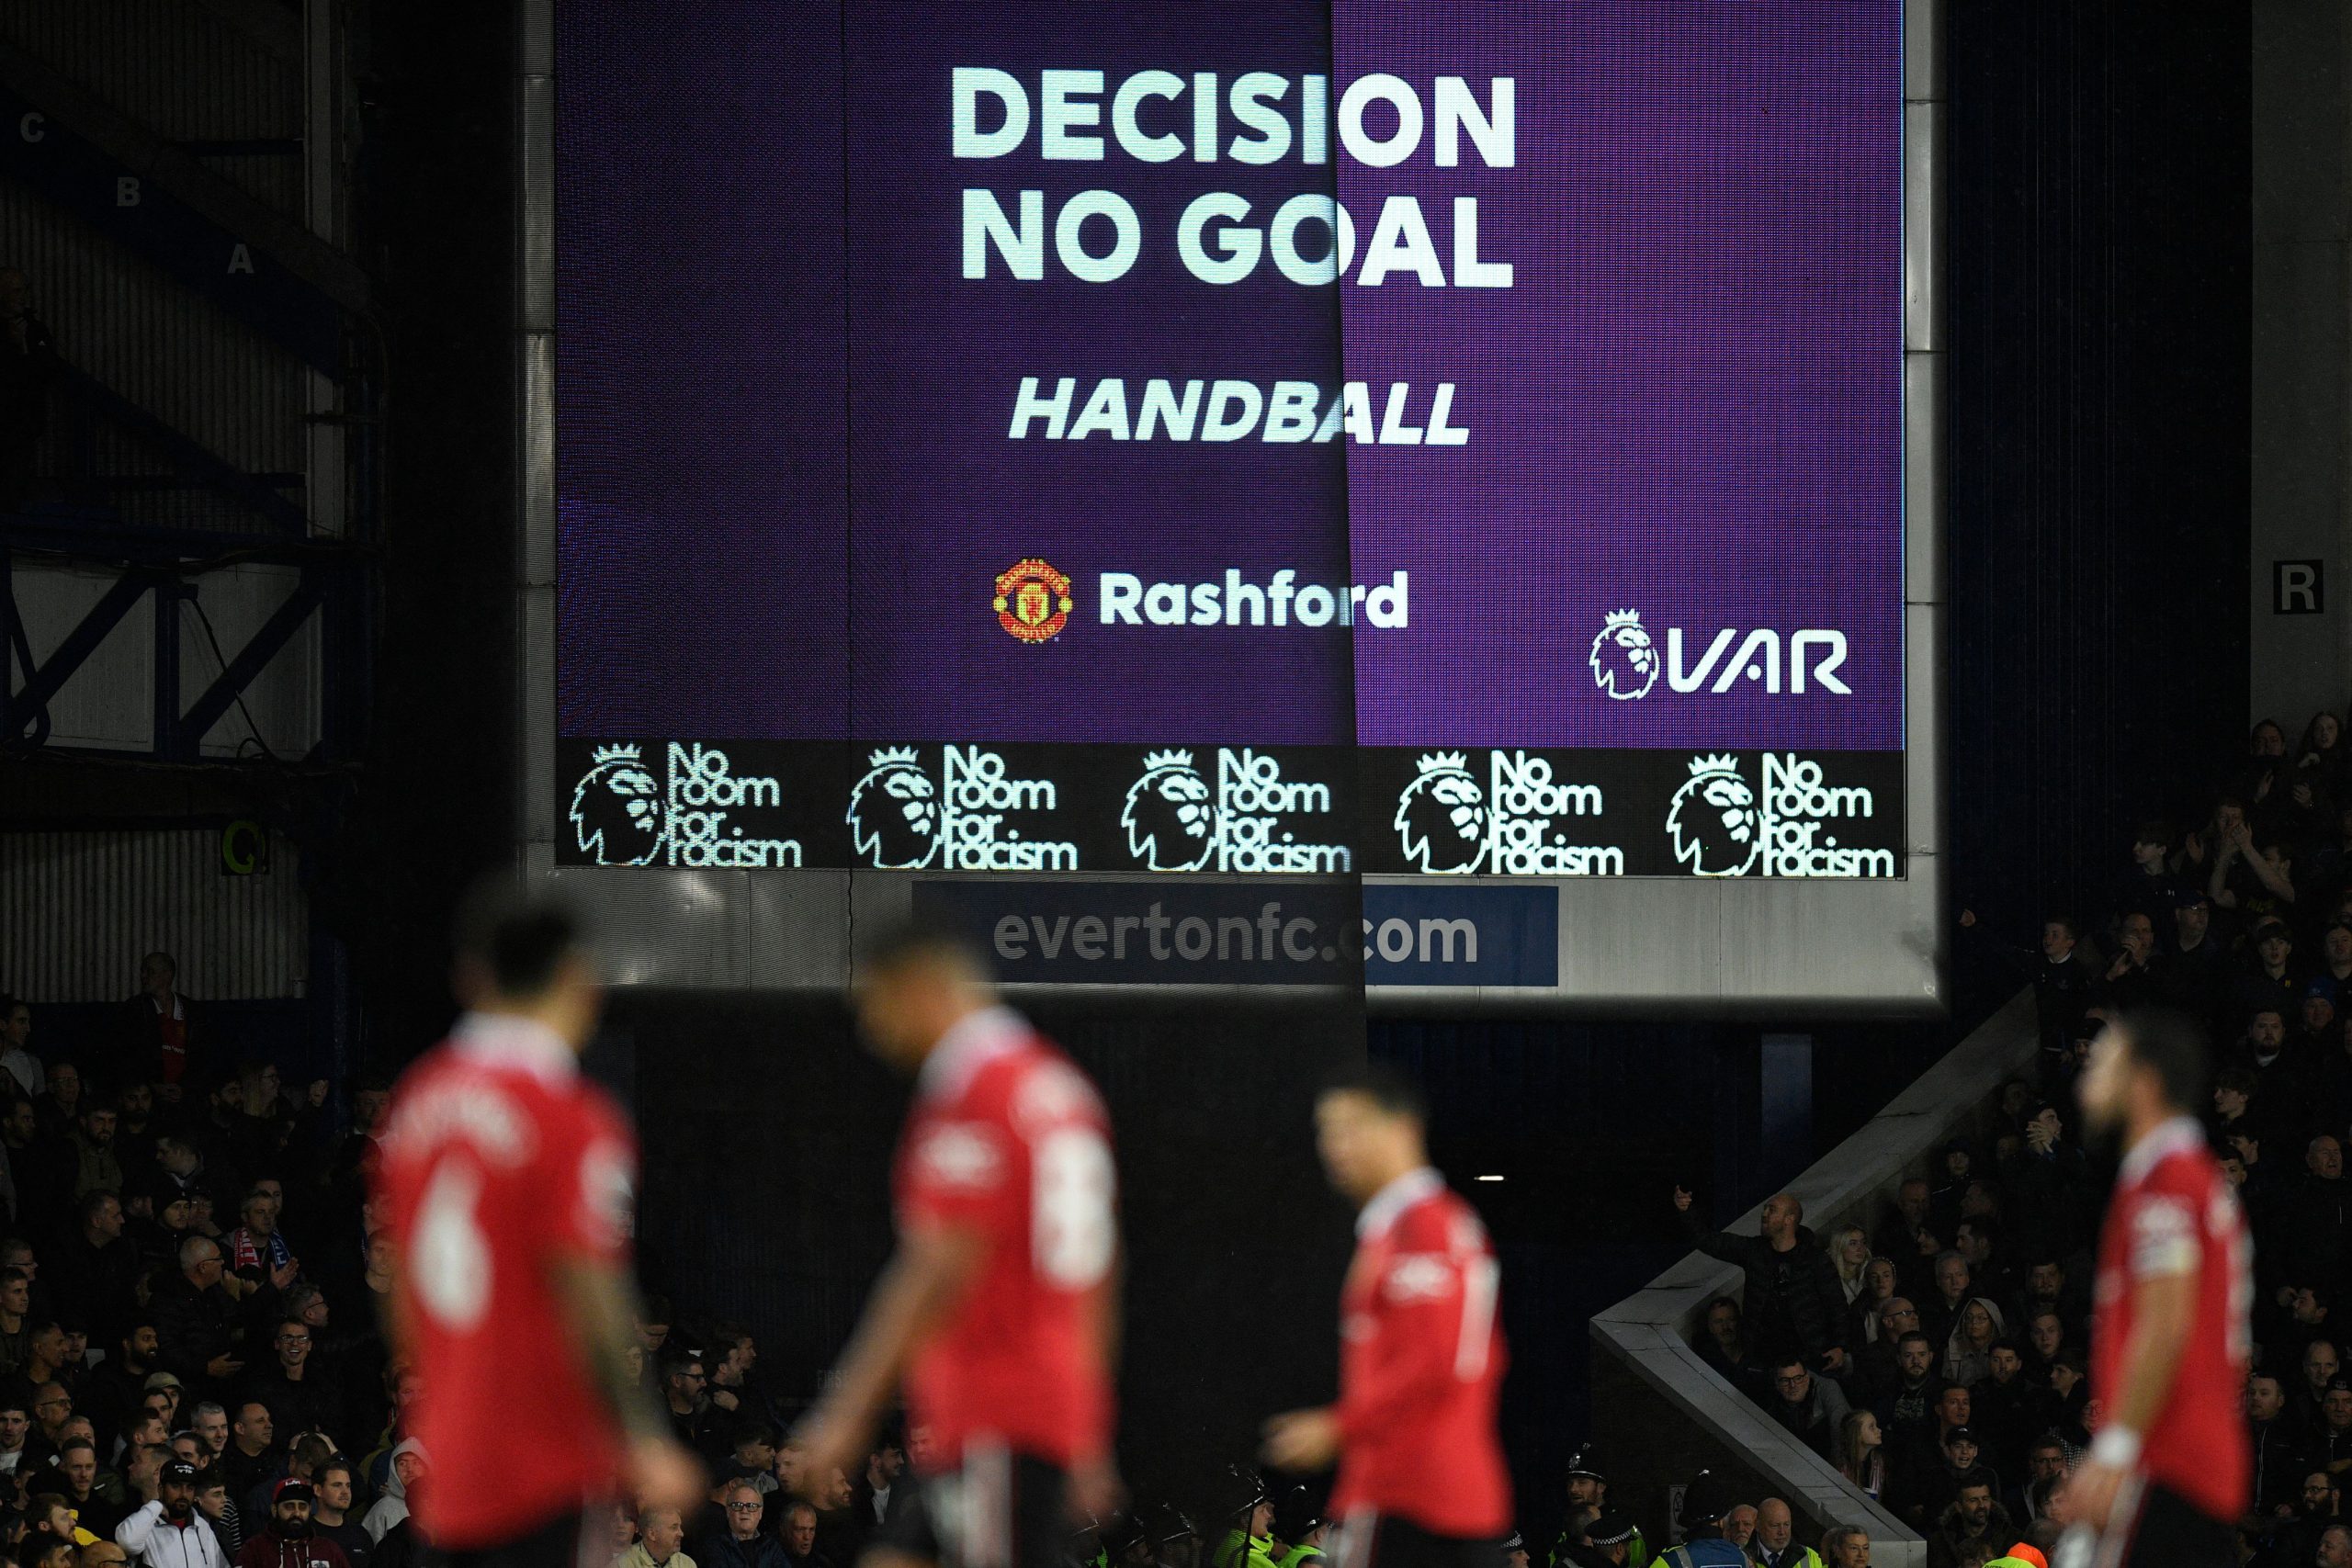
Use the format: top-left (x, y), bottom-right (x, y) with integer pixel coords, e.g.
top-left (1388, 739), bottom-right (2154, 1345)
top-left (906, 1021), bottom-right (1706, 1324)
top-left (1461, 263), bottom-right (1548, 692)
top-left (1121, 750), bottom-right (1216, 872)
top-left (1393, 751), bottom-right (1487, 874)
top-left (1589, 608), bottom-right (1659, 701)
top-left (570, 744), bottom-right (667, 866)
top-left (846, 748), bottom-right (940, 869)
top-left (1667, 753), bottom-right (1764, 877)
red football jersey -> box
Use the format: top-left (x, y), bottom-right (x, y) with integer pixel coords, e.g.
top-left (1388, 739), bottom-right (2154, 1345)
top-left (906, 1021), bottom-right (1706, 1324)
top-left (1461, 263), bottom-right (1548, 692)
top-left (894, 1007), bottom-right (1115, 1472)
top-left (2091, 1116), bottom-right (2251, 1523)
top-left (1330, 1169), bottom-right (1510, 1540)
top-left (378, 1016), bottom-right (637, 1546)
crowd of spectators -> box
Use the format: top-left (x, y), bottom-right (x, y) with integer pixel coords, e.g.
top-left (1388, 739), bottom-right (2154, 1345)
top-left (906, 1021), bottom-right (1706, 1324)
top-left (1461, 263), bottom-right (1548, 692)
top-left (1549, 711), bottom-right (2352, 1568)
top-left (0, 950), bottom-right (443, 1568)
top-left (14, 708), bottom-right (2352, 1568)
top-left (0, 953), bottom-right (1302, 1568)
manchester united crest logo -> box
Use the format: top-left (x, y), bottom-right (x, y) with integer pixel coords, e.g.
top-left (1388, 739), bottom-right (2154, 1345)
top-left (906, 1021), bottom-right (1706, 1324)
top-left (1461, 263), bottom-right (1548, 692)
top-left (994, 558), bottom-right (1073, 643)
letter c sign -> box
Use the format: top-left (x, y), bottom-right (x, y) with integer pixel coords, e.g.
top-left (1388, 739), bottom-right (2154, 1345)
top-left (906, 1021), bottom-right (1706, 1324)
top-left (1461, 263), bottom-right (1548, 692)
top-left (219, 819), bottom-right (268, 876)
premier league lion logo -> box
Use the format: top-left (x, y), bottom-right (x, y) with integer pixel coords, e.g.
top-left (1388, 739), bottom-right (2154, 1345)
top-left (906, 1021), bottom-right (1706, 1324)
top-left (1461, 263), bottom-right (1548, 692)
top-left (1589, 609), bottom-right (1659, 701)
top-left (1122, 750), bottom-right (1216, 872)
top-left (1393, 751), bottom-right (1487, 874)
top-left (570, 744), bottom-right (667, 866)
top-left (846, 748), bottom-right (940, 869)
top-left (1667, 754), bottom-right (1764, 876)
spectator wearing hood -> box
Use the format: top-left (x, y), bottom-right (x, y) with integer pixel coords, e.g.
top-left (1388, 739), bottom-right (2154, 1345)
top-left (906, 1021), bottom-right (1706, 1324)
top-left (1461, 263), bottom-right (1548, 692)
top-left (1671, 1190), bottom-right (1849, 1377)
top-left (359, 1441), bottom-right (421, 1543)
top-left (1941, 1298), bottom-right (2008, 1388)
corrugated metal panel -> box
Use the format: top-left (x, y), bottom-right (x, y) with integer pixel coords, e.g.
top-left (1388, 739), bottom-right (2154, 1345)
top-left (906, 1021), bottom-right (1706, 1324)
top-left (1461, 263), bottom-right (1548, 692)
top-left (8, 559), bottom-right (323, 756)
top-left (0, 829), bottom-right (308, 1001)
top-left (181, 561), bottom-right (321, 759)
top-left (0, 184), bottom-right (309, 534)
top-left (7, 559), bottom-right (153, 750)
top-left (0, 0), bottom-right (302, 218)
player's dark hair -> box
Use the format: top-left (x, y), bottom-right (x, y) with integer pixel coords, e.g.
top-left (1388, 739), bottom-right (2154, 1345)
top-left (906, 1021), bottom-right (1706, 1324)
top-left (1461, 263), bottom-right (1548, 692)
top-left (454, 880), bottom-right (584, 998)
top-left (2113, 1006), bottom-right (2209, 1113)
top-left (1317, 1063), bottom-right (1426, 1122)
top-left (851, 913), bottom-right (991, 981)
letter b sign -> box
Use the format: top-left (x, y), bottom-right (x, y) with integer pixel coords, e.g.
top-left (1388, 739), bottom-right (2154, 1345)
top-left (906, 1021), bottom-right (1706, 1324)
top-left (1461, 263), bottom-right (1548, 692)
top-left (2275, 559), bottom-right (2325, 615)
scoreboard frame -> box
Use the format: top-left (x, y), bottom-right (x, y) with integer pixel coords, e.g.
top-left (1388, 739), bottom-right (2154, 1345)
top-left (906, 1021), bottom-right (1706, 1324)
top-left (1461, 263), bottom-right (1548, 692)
top-left (513, 0), bottom-right (1948, 1016)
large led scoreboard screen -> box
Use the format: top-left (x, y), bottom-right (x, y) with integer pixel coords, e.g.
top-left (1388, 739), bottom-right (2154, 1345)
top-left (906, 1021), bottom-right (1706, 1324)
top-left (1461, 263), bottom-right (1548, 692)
top-left (552, 0), bottom-right (1908, 883)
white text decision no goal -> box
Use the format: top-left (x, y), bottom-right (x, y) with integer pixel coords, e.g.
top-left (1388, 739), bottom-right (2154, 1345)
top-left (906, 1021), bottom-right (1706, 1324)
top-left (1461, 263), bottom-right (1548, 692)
top-left (1009, 377), bottom-right (1466, 446)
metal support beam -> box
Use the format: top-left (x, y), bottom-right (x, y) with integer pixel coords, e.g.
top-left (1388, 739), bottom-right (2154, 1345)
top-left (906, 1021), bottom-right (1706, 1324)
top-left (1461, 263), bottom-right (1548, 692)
top-left (153, 575), bottom-right (183, 755)
top-left (175, 570), bottom-right (323, 749)
top-left (0, 38), bottom-right (370, 315)
top-left (61, 370), bottom-right (308, 535)
top-left (8, 569), bottom-right (153, 732)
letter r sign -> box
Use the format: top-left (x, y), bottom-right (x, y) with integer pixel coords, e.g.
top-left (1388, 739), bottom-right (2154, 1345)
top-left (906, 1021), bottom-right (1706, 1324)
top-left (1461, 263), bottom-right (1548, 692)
top-left (2275, 559), bottom-right (2324, 615)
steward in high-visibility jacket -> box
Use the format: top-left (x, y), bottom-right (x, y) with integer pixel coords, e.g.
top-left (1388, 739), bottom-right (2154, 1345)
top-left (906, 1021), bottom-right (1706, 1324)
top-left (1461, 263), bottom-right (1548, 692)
top-left (1211, 1469), bottom-right (1282, 1568)
top-left (1269, 1484), bottom-right (1326, 1568)
top-left (1213, 1530), bottom-right (1281, 1568)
